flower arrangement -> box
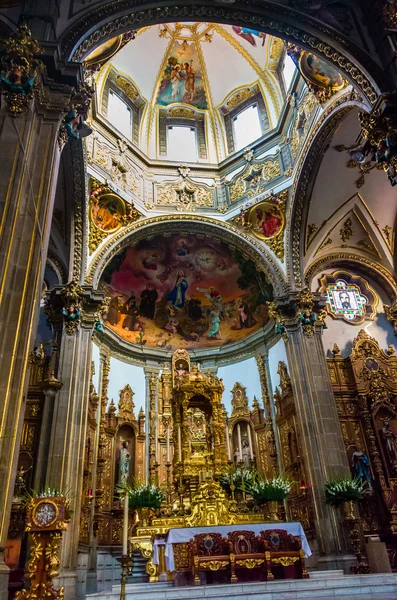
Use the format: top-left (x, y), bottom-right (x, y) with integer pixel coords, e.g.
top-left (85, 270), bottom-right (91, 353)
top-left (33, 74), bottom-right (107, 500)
top-left (219, 467), bottom-right (258, 493)
top-left (127, 483), bottom-right (163, 510)
top-left (324, 477), bottom-right (365, 508)
top-left (245, 475), bottom-right (292, 504)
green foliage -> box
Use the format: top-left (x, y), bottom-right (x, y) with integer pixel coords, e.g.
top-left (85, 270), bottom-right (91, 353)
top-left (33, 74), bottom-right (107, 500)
top-left (245, 475), bottom-right (292, 504)
top-left (219, 467), bottom-right (259, 493)
top-left (324, 477), bottom-right (365, 507)
top-left (126, 483), bottom-right (163, 510)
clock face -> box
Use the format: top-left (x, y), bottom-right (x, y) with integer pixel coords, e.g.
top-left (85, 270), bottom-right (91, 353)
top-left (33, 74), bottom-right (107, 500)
top-left (195, 249), bottom-right (217, 271)
top-left (34, 501), bottom-right (57, 527)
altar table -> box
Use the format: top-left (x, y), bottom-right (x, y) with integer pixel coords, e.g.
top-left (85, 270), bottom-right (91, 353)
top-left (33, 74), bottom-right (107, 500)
top-left (153, 522), bottom-right (311, 572)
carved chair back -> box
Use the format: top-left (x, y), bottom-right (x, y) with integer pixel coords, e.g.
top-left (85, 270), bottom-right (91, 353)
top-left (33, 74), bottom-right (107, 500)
top-left (227, 530), bottom-right (263, 555)
top-left (260, 529), bottom-right (302, 552)
top-left (191, 532), bottom-right (229, 556)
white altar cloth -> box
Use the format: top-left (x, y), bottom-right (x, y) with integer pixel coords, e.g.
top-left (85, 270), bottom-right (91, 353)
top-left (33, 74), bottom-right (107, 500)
top-left (154, 522), bottom-right (311, 571)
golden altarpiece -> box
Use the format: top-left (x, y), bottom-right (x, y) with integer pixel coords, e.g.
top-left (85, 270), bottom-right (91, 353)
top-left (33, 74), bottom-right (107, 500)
top-left (328, 330), bottom-right (397, 568)
top-left (8, 337), bottom-right (397, 582)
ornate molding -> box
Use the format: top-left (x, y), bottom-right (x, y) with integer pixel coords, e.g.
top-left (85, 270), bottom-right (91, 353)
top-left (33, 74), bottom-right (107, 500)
top-left (59, 2), bottom-right (380, 106)
top-left (288, 99), bottom-right (357, 287)
top-left (228, 157), bottom-right (282, 204)
top-left (304, 253), bottom-right (397, 301)
top-left (85, 214), bottom-right (289, 296)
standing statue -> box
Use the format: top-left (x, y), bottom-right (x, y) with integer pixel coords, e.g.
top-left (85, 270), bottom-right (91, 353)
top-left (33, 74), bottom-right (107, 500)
top-left (118, 440), bottom-right (131, 486)
top-left (382, 421), bottom-right (397, 469)
top-left (351, 446), bottom-right (372, 490)
top-left (242, 439), bottom-right (251, 467)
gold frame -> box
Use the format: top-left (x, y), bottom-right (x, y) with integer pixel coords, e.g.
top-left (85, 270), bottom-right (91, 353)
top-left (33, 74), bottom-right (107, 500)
top-left (32, 499), bottom-right (59, 528)
top-left (298, 51), bottom-right (345, 93)
top-left (247, 200), bottom-right (285, 241)
top-left (89, 191), bottom-right (126, 234)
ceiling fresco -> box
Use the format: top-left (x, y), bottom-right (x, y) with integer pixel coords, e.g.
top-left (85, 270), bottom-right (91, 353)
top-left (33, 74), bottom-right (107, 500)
top-left (100, 233), bottom-right (273, 350)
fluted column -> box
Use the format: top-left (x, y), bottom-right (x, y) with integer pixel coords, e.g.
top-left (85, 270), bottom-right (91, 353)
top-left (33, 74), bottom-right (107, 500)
top-left (44, 284), bottom-right (103, 599)
top-left (275, 290), bottom-right (350, 559)
top-left (0, 35), bottom-right (77, 592)
top-left (256, 353), bottom-right (279, 476)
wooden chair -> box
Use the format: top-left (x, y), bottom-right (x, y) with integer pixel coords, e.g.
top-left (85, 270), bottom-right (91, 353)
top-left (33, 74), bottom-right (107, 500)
top-left (260, 529), bottom-right (309, 580)
top-left (227, 530), bottom-right (267, 582)
top-left (189, 532), bottom-right (230, 585)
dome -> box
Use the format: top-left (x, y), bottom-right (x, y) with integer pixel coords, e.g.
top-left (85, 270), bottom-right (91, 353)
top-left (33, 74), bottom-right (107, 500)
top-left (88, 22), bottom-right (289, 163)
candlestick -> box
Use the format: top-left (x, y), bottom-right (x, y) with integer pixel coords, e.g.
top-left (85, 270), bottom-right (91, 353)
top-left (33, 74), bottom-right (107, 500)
top-left (225, 424), bottom-right (231, 461)
top-left (247, 424), bottom-right (254, 459)
top-left (178, 425), bottom-right (182, 462)
top-left (166, 425), bottom-right (170, 463)
top-left (237, 423), bottom-right (242, 462)
top-left (122, 491), bottom-right (129, 555)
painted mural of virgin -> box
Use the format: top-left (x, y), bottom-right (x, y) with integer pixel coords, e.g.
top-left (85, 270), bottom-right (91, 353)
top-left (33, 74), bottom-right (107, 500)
top-left (100, 233), bottom-right (273, 350)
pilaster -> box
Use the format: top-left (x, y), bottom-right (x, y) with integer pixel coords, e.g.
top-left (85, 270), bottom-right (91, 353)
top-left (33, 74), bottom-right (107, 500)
top-left (44, 284), bottom-right (103, 600)
top-left (275, 290), bottom-right (350, 557)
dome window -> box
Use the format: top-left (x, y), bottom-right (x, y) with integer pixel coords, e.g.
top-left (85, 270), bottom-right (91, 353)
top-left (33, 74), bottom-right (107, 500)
top-left (107, 90), bottom-right (133, 139)
top-left (166, 125), bottom-right (198, 163)
top-left (233, 104), bottom-right (262, 152)
top-left (282, 53), bottom-right (297, 92)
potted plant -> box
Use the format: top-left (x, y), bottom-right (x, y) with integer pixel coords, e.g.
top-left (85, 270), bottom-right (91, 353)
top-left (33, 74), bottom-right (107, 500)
top-left (324, 477), bottom-right (365, 517)
top-left (219, 466), bottom-right (258, 494)
top-left (127, 483), bottom-right (163, 526)
top-left (245, 475), bottom-right (292, 521)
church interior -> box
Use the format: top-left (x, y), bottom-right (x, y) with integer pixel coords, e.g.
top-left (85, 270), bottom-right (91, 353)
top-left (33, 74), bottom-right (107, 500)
top-left (2, 2), bottom-right (397, 599)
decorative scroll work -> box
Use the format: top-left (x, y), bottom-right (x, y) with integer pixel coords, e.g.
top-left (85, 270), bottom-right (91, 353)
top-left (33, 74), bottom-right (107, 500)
top-left (228, 158), bottom-right (282, 204)
top-left (154, 176), bottom-right (214, 211)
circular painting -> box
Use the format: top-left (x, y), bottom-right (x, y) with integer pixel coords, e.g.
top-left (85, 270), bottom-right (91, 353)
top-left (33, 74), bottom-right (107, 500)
top-left (299, 51), bottom-right (344, 91)
top-left (90, 193), bottom-right (125, 233)
top-left (248, 201), bottom-right (284, 240)
top-left (99, 233), bottom-right (273, 350)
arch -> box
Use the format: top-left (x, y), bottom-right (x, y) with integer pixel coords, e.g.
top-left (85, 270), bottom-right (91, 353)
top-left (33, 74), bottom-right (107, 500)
top-left (86, 214), bottom-right (289, 297)
top-left (304, 254), bottom-right (397, 302)
top-left (287, 94), bottom-right (368, 289)
top-left (59, 1), bottom-right (382, 107)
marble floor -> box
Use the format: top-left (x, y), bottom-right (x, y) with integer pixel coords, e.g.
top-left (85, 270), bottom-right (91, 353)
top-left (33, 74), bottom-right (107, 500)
top-left (86, 572), bottom-right (397, 600)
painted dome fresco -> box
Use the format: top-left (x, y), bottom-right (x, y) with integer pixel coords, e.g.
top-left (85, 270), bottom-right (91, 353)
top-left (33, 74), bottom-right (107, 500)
top-left (88, 22), bottom-right (289, 162)
top-left (100, 232), bottom-right (273, 350)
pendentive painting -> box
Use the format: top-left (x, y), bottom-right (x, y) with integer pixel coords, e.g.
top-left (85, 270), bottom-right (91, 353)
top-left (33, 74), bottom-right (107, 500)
top-left (157, 41), bottom-right (208, 110)
top-left (100, 234), bottom-right (273, 349)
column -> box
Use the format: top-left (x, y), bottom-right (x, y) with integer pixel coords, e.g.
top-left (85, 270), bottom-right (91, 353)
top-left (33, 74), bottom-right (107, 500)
top-left (0, 28), bottom-right (78, 593)
top-left (44, 285), bottom-right (103, 599)
top-left (276, 290), bottom-right (350, 559)
top-left (144, 367), bottom-right (159, 484)
top-left (256, 354), bottom-right (279, 475)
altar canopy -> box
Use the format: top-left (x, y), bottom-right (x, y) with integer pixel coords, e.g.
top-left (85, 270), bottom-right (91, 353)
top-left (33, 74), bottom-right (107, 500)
top-left (153, 522), bottom-right (311, 571)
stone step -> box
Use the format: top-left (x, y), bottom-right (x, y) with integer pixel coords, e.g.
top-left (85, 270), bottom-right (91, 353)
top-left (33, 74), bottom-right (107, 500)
top-left (87, 572), bottom-right (397, 600)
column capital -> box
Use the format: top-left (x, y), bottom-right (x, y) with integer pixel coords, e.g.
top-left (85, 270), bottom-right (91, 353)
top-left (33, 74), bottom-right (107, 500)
top-left (271, 288), bottom-right (328, 338)
top-left (45, 282), bottom-right (104, 335)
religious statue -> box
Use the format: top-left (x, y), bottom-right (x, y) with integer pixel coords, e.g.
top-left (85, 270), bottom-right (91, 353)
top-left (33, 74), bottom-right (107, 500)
top-left (382, 421), bottom-right (397, 469)
top-left (118, 440), bottom-right (131, 486)
top-left (176, 362), bottom-right (187, 377)
top-left (351, 446), bottom-right (372, 490)
top-left (242, 439), bottom-right (251, 467)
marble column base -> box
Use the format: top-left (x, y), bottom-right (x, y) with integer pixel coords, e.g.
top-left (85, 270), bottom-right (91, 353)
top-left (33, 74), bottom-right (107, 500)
top-left (55, 570), bottom-right (78, 600)
top-left (0, 552), bottom-right (10, 599)
top-left (317, 553), bottom-right (357, 573)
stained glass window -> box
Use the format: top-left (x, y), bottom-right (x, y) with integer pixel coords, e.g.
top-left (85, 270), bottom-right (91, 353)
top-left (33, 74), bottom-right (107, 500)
top-left (325, 280), bottom-right (368, 321)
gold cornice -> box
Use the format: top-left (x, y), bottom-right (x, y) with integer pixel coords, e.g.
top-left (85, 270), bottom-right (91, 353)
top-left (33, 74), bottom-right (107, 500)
top-left (213, 24), bottom-right (282, 125)
top-left (85, 214), bottom-right (289, 296)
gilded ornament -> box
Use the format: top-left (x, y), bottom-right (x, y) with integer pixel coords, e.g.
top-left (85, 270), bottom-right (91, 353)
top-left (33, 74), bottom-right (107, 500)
top-left (156, 178), bottom-right (213, 211)
top-left (226, 87), bottom-right (254, 110)
top-left (340, 218), bottom-right (354, 242)
top-left (0, 25), bottom-right (42, 117)
top-left (297, 288), bottom-right (317, 337)
top-left (168, 107), bottom-right (195, 118)
top-left (384, 300), bottom-right (397, 335)
top-left (114, 74), bottom-right (139, 100)
top-left (272, 555), bottom-right (300, 567)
